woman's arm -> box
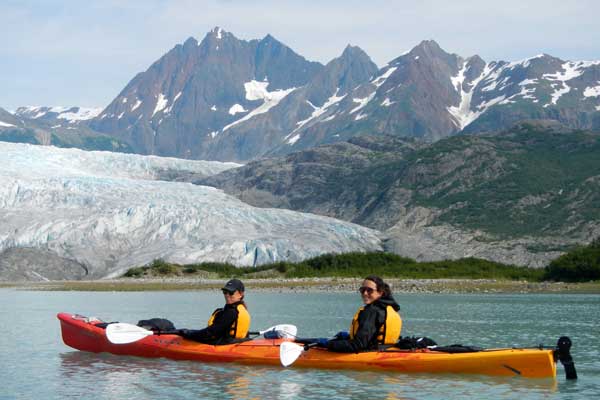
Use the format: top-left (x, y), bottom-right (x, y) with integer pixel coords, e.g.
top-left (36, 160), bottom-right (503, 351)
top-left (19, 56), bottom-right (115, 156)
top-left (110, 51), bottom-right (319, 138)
top-left (327, 307), bottom-right (379, 353)
top-left (180, 308), bottom-right (237, 342)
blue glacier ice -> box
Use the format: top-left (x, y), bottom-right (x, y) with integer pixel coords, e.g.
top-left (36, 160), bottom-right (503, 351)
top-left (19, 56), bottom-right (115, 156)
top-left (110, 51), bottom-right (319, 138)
top-left (0, 143), bottom-right (382, 278)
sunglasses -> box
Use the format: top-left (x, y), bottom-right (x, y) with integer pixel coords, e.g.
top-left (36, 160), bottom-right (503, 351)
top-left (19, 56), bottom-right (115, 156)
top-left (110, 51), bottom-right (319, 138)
top-left (221, 289), bottom-right (236, 295)
top-left (358, 286), bottom-right (375, 295)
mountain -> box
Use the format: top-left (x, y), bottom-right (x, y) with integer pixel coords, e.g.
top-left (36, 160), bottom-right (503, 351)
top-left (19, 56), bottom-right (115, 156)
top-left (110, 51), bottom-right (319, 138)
top-left (0, 107), bottom-right (21, 127)
top-left (198, 135), bottom-right (422, 224)
top-left (198, 121), bottom-right (600, 267)
top-left (204, 44), bottom-right (379, 161)
top-left (89, 27), bottom-right (325, 160)
top-left (0, 142), bottom-right (381, 280)
top-left (273, 43), bottom-right (600, 155)
top-left (84, 31), bottom-right (600, 162)
top-left (272, 40), bottom-right (467, 153)
top-left (0, 106), bottom-right (132, 152)
top-left (14, 106), bottom-right (102, 125)
top-left (460, 55), bottom-right (600, 134)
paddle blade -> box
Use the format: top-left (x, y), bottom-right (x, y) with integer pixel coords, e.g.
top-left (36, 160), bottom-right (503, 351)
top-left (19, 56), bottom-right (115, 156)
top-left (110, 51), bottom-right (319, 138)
top-left (106, 323), bottom-right (154, 344)
top-left (263, 324), bottom-right (298, 339)
top-left (274, 324), bottom-right (297, 339)
top-left (280, 342), bottom-right (305, 367)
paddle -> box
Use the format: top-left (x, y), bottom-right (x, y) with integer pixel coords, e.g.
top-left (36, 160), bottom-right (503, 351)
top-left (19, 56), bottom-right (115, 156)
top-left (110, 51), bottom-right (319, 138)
top-left (257, 324), bottom-right (297, 339)
top-left (280, 341), bottom-right (318, 367)
top-left (106, 322), bottom-right (297, 344)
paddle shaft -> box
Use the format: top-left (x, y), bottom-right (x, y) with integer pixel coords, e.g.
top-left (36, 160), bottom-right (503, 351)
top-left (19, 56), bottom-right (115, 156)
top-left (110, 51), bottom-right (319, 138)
top-left (134, 329), bottom-right (271, 336)
top-left (107, 322), bottom-right (297, 344)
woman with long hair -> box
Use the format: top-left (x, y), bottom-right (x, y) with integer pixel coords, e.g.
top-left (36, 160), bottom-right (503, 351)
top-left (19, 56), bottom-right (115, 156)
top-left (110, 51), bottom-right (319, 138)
top-left (319, 275), bottom-right (402, 352)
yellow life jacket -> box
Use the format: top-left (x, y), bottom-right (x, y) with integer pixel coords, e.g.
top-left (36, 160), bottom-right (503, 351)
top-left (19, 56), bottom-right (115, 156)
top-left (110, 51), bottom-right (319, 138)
top-left (207, 303), bottom-right (251, 339)
top-left (349, 304), bottom-right (402, 345)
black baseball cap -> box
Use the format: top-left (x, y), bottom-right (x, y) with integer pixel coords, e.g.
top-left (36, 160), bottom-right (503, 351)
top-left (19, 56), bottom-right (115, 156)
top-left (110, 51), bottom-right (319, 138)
top-left (222, 279), bottom-right (245, 292)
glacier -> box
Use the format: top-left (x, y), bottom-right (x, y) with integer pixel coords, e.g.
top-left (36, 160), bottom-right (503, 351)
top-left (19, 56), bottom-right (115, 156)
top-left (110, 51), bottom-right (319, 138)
top-left (0, 142), bottom-right (382, 279)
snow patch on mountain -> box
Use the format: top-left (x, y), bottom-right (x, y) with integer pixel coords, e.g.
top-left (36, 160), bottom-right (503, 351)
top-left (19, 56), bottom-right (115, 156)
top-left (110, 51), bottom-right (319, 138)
top-left (0, 142), bottom-right (381, 277)
top-left (229, 104), bottom-right (247, 115)
top-left (499, 79), bottom-right (539, 104)
top-left (350, 92), bottom-right (376, 114)
top-left (15, 106), bottom-right (101, 122)
top-left (244, 80), bottom-right (272, 101)
top-left (447, 62), bottom-right (492, 130)
top-left (371, 67), bottom-right (397, 88)
top-left (286, 133), bottom-right (301, 145)
top-left (153, 93), bottom-right (169, 116)
top-left (519, 79), bottom-right (538, 87)
top-left (583, 83), bottom-right (600, 97)
top-left (292, 89), bottom-right (346, 133)
top-left (0, 120), bottom-right (15, 127)
top-left (131, 99), bottom-right (142, 111)
top-left (222, 81), bottom-right (296, 131)
top-left (542, 61), bottom-right (599, 106)
top-left (479, 62), bottom-right (511, 93)
top-left (509, 54), bottom-right (545, 69)
top-left (381, 98), bottom-right (395, 107)
top-left (58, 107), bottom-right (102, 121)
top-left (164, 92), bottom-right (182, 114)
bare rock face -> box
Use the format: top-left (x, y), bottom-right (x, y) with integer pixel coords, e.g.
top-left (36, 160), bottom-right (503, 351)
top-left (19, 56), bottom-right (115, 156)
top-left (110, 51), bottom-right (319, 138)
top-left (0, 248), bottom-right (88, 281)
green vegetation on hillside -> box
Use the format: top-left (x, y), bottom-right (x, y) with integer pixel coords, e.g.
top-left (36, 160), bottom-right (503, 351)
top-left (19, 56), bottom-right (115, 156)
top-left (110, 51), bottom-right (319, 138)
top-left (412, 128), bottom-right (600, 238)
top-left (123, 252), bottom-right (545, 281)
top-left (543, 238), bottom-right (600, 282)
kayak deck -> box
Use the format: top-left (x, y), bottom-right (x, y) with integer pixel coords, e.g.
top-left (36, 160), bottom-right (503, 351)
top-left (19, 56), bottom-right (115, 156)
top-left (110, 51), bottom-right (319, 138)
top-left (57, 312), bottom-right (557, 378)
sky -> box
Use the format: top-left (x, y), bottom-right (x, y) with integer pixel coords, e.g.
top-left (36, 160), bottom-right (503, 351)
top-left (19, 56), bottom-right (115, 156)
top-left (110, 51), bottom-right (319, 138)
top-left (2, 0), bottom-right (600, 111)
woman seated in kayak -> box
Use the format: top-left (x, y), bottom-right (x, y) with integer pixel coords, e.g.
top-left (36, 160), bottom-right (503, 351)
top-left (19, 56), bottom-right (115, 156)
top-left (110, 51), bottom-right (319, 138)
top-left (179, 278), bottom-right (251, 344)
top-left (319, 275), bottom-right (401, 352)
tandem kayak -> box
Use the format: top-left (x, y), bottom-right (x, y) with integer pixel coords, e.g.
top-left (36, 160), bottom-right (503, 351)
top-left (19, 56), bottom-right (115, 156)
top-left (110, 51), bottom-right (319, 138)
top-left (57, 313), bottom-right (576, 379)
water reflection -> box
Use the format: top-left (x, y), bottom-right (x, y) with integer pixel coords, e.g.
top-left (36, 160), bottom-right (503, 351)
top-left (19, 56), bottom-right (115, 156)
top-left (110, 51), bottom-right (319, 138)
top-left (59, 351), bottom-right (560, 399)
top-left (59, 352), bottom-right (306, 399)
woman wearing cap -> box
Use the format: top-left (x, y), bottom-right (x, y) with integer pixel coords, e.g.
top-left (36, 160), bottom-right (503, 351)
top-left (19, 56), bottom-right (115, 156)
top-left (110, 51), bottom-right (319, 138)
top-left (316, 275), bottom-right (402, 352)
top-left (179, 278), bottom-right (251, 344)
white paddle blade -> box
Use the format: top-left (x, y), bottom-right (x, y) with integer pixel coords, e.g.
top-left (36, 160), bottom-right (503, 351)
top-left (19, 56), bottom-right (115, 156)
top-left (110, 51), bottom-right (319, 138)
top-left (272, 324), bottom-right (297, 339)
top-left (106, 323), bottom-right (154, 344)
top-left (279, 342), bottom-right (305, 367)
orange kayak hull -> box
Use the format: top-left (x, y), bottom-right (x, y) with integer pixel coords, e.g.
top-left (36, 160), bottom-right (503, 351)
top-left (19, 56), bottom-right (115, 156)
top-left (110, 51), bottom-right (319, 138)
top-left (57, 313), bottom-right (556, 378)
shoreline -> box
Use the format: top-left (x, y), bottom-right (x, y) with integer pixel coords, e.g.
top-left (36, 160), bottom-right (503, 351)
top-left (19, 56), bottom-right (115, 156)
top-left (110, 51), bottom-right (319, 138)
top-left (2, 277), bottom-right (600, 293)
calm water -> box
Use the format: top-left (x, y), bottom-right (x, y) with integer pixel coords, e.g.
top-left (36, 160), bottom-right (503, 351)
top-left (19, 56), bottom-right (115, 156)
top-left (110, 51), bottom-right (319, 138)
top-left (1, 288), bottom-right (599, 399)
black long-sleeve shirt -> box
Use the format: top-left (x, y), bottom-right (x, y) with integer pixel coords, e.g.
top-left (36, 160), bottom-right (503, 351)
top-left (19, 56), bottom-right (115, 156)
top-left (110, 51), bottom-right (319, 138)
top-left (180, 302), bottom-right (240, 344)
top-left (328, 296), bottom-right (400, 353)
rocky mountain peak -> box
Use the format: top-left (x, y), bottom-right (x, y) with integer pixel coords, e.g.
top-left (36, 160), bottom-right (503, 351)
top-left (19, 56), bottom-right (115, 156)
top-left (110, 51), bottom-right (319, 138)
top-left (261, 33), bottom-right (278, 43)
top-left (182, 36), bottom-right (199, 49)
top-left (411, 39), bottom-right (446, 57)
top-left (335, 45), bottom-right (376, 75)
top-left (208, 26), bottom-right (231, 40)
top-left (341, 44), bottom-right (368, 59)
top-left (196, 26), bottom-right (241, 54)
top-left (466, 54), bottom-right (485, 67)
